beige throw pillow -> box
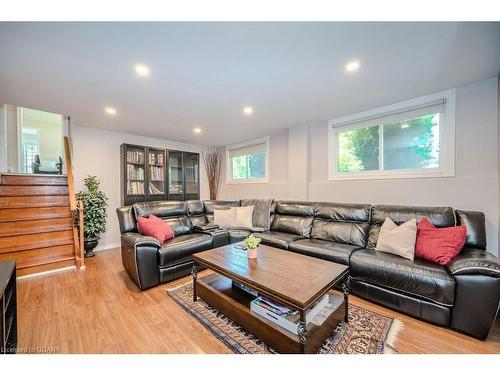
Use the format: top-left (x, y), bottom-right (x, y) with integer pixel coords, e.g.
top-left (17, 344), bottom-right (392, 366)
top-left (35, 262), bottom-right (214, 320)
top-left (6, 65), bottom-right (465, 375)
top-left (376, 217), bottom-right (417, 261)
top-left (231, 206), bottom-right (254, 229)
top-left (213, 209), bottom-right (235, 228)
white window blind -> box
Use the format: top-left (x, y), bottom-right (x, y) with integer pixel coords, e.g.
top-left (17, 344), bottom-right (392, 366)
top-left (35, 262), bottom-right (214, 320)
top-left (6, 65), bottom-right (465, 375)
top-left (332, 99), bottom-right (446, 129)
top-left (227, 141), bottom-right (267, 159)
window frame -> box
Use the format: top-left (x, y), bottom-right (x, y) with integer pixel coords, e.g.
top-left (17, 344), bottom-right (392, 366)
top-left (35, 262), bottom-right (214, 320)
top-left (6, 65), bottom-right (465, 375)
top-left (328, 89), bottom-right (456, 181)
top-left (226, 136), bottom-right (270, 184)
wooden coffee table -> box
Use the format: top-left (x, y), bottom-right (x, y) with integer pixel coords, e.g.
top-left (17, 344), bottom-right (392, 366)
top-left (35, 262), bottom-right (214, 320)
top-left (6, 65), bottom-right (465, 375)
top-left (192, 243), bottom-right (350, 353)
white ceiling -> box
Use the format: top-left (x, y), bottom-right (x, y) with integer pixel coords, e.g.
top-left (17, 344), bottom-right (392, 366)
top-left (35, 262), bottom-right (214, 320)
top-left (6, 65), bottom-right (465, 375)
top-left (1, 22), bottom-right (499, 146)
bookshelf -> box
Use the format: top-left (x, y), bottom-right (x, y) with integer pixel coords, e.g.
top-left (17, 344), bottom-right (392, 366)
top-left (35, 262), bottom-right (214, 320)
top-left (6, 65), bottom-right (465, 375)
top-left (121, 144), bottom-right (199, 205)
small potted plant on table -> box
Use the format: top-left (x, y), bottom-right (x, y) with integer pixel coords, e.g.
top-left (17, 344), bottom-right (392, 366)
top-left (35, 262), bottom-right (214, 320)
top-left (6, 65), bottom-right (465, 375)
top-left (76, 175), bottom-right (108, 257)
top-left (243, 234), bottom-right (262, 259)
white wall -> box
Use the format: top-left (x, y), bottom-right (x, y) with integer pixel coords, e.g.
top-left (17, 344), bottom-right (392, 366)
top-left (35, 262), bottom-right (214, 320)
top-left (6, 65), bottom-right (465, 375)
top-left (218, 129), bottom-right (289, 200)
top-left (218, 77), bottom-right (500, 255)
top-left (71, 125), bottom-right (208, 251)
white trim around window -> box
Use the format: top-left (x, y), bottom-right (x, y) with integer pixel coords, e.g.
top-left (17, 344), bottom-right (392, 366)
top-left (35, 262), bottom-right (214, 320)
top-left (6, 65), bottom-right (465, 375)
top-left (226, 136), bottom-right (270, 184)
top-left (328, 89), bottom-right (456, 181)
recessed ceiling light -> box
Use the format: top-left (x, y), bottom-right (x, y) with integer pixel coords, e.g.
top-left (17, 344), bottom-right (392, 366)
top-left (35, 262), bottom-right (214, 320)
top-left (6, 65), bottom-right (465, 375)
top-left (401, 123), bottom-right (410, 129)
top-left (345, 59), bottom-right (361, 74)
top-left (243, 106), bottom-right (254, 116)
top-left (104, 106), bottom-right (117, 116)
top-left (134, 64), bottom-right (150, 77)
top-left (193, 127), bottom-right (202, 134)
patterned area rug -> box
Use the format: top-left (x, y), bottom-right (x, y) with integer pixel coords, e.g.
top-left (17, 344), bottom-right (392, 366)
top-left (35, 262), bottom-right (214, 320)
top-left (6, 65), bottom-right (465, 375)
top-left (167, 283), bottom-right (402, 354)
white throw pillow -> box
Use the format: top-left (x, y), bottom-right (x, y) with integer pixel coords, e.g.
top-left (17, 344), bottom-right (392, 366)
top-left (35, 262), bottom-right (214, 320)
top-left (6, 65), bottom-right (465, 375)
top-left (231, 206), bottom-right (254, 229)
top-left (375, 217), bottom-right (417, 261)
top-left (213, 209), bottom-right (235, 228)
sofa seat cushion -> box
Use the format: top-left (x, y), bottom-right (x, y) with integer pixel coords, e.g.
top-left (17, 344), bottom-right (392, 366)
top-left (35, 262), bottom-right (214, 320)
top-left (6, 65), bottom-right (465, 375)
top-left (253, 231), bottom-right (304, 249)
top-left (228, 229), bottom-right (251, 244)
top-left (350, 249), bottom-right (455, 306)
top-left (288, 239), bottom-right (361, 265)
top-left (158, 233), bottom-right (213, 267)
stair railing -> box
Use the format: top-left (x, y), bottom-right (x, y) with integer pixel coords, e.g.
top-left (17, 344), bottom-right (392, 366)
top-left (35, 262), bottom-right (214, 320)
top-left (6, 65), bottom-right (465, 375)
top-left (64, 136), bottom-right (85, 270)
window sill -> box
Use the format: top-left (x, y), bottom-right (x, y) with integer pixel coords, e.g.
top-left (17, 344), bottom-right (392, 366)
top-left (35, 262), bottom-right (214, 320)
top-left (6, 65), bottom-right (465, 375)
top-left (328, 169), bottom-right (454, 181)
top-left (225, 178), bottom-right (269, 185)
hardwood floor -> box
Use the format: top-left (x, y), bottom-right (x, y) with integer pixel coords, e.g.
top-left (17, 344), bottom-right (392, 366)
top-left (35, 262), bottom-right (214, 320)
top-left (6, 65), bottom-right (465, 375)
top-left (16, 248), bottom-right (500, 354)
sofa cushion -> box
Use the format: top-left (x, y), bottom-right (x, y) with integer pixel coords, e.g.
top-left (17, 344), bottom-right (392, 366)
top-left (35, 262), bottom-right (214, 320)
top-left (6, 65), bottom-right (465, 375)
top-left (415, 218), bottom-right (466, 265)
top-left (312, 202), bottom-right (371, 247)
top-left (288, 238), bottom-right (361, 265)
top-left (134, 201), bottom-right (187, 218)
top-left (367, 205), bottom-right (456, 249)
top-left (375, 218), bottom-right (417, 261)
top-left (228, 229), bottom-right (251, 244)
top-left (137, 215), bottom-right (174, 243)
top-left (204, 200), bottom-right (241, 222)
top-left (271, 215), bottom-right (314, 237)
top-left (187, 200), bottom-right (207, 226)
top-left (162, 216), bottom-right (193, 236)
top-left (253, 231), bottom-right (304, 249)
top-left (158, 233), bottom-right (213, 267)
top-left (350, 249), bottom-right (455, 306)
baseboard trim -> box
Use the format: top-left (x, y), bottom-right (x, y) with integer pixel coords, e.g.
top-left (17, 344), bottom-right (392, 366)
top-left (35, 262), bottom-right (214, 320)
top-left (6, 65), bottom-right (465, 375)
top-left (94, 242), bottom-right (120, 252)
top-left (17, 265), bottom-right (76, 280)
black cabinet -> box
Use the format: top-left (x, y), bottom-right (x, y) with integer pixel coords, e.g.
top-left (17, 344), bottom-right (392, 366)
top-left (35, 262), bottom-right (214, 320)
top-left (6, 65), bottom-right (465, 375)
top-left (121, 144), bottom-right (199, 205)
top-left (1, 260), bottom-right (16, 354)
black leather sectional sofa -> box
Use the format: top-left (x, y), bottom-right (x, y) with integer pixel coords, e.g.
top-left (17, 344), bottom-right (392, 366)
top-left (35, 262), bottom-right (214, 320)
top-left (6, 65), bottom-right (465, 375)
top-left (116, 199), bottom-right (500, 340)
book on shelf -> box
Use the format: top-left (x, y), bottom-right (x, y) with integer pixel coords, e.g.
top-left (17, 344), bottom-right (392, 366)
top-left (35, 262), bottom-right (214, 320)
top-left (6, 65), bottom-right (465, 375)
top-left (148, 152), bottom-right (164, 166)
top-left (149, 165), bottom-right (164, 181)
top-left (149, 182), bottom-right (164, 195)
top-left (127, 164), bottom-right (144, 180)
top-left (126, 150), bottom-right (144, 164)
top-left (127, 181), bottom-right (144, 195)
top-left (250, 293), bottom-right (334, 334)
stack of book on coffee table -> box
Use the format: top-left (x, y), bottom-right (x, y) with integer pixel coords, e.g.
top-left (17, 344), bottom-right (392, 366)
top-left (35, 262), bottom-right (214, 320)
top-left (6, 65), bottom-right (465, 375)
top-left (250, 293), bottom-right (341, 334)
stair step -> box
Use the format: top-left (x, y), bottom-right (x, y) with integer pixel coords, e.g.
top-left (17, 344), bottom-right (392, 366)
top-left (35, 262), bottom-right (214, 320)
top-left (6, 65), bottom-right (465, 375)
top-left (0, 218), bottom-right (73, 237)
top-left (16, 258), bottom-right (76, 277)
top-left (0, 230), bottom-right (74, 253)
top-left (0, 195), bottom-right (69, 209)
top-left (0, 185), bottom-right (69, 196)
top-left (0, 244), bottom-right (75, 268)
top-left (0, 174), bottom-right (68, 186)
top-left (0, 207), bottom-right (72, 222)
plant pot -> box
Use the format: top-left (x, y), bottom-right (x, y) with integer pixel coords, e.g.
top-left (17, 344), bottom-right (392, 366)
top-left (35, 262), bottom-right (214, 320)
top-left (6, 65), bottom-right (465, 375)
top-left (247, 247), bottom-right (258, 259)
top-left (83, 236), bottom-right (100, 258)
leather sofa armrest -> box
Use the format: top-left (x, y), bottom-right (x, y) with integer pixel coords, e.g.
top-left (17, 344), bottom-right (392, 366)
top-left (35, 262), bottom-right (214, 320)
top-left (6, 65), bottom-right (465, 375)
top-left (121, 232), bottom-right (161, 290)
top-left (446, 248), bottom-right (500, 277)
top-left (122, 232), bottom-right (161, 248)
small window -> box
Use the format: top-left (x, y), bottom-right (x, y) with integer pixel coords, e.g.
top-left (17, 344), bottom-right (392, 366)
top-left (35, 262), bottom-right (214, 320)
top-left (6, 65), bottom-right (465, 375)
top-left (226, 137), bottom-right (269, 183)
top-left (329, 90), bottom-right (455, 180)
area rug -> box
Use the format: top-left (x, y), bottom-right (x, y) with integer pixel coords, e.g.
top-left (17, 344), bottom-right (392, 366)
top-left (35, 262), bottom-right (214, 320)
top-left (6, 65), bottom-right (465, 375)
top-left (167, 283), bottom-right (403, 354)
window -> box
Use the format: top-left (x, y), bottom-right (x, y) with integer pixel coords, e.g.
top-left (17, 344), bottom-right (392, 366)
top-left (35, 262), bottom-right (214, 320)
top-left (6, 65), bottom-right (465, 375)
top-left (329, 89), bottom-right (455, 180)
top-left (226, 137), bottom-right (269, 183)
top-left (22, 128), bottom-right (39, 173)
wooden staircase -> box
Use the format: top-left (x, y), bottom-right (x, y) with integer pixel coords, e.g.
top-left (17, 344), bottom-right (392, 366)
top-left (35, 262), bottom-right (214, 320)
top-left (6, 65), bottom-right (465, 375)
top-left (0, 138), bottom-right (84, 276)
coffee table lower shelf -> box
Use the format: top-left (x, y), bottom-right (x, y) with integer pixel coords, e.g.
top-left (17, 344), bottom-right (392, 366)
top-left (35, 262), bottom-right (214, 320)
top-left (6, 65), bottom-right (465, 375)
top-left (195, 273), bottom-right (347, 353)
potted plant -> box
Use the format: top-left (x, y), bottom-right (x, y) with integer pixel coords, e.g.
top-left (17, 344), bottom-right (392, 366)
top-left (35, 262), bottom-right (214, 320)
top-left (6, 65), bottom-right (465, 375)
top-left (243, 234), bottom-right (261, 259)
top-left (76, 175), bottom-right (108, 258)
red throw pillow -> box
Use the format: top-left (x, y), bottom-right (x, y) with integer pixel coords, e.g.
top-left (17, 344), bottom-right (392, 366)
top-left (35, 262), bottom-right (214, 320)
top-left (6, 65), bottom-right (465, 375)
top-left (137, 215), bottom-right (175, 243)
top-left (415, 218), bottom-right (466, 265)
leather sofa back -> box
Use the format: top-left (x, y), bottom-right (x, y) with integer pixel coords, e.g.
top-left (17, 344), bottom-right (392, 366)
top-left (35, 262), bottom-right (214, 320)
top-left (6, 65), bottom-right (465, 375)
top-left (271, 201), bottom-right (315, 237)
top-left (116, 206), bottom-right (137, 234)
top-left (455, 210), bottom-right (487, 250)
top-left (186, 200), bottom-right (207, 226)
top-left (133, 201), bottom-right (193, 236)
top-left (367, 205), bottom-right (456, 249)
top-left (312, 202), bottom-right (371, 247)
top-left (203, 200), bottom-right (241, 222)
